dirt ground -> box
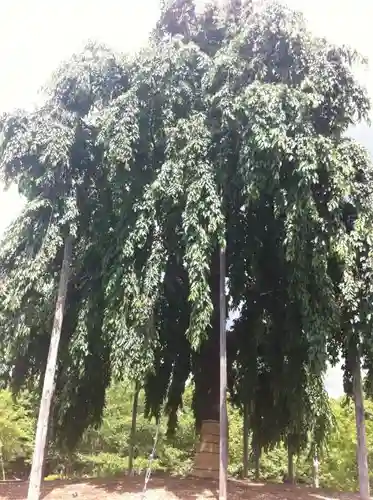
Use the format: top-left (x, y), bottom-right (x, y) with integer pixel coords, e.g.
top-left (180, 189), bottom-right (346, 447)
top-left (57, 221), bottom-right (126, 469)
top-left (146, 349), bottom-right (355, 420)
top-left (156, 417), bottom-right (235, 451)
top-left (0, 475), bottom-right (361, 500)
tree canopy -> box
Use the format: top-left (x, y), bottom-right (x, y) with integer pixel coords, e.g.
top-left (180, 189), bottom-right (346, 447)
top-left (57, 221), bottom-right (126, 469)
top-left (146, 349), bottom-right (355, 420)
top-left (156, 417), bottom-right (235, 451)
top-left (0, 0), bottom-right (373, 455)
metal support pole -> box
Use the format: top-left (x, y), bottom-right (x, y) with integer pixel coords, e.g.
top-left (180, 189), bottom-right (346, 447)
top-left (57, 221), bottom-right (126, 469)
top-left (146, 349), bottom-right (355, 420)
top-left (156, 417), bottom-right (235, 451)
top-left (219, 245), bottom-right (228, 500)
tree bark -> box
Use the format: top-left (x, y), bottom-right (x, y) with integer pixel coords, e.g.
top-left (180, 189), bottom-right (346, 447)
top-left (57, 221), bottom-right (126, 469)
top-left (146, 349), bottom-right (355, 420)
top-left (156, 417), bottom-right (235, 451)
top-left (287, 446), bottom-right (295, 484)
top-left (312, 453), bottom-right (319, 489)
top-left (192, 327), bottom-right (220, 479)
top-left (352, 346), bottom-right (370, 500)
top-left (194, 250), bottom-right (221, 427)
top-left (41, 378), bottom-right (56, 481)
top-left (242, 401), bottom-right (249, 478)
top-left (0, 442), bottom-right (5, 481)
top-left (219, 245), bottom-right (228, 500)
top-left (193, 249), bottom-right (227, 481)
top-left (128, 381), bottom-right (140, 475)
top-left (27, 235), bottom-right (72, 500)
top-left (253, 442), bottom-right (260, 481)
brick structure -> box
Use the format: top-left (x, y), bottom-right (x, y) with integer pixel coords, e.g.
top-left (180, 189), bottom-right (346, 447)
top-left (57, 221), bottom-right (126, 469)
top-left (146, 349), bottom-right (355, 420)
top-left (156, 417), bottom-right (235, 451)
top-left (193, 420), bottom-right (220, 478)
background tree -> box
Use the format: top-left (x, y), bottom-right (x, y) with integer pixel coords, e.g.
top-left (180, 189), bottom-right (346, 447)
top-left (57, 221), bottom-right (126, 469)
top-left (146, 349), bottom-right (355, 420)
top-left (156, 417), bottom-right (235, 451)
top-left (0, 391), bottom-right (34, 480)
top-left (0, 383), bottom-right (371, 494)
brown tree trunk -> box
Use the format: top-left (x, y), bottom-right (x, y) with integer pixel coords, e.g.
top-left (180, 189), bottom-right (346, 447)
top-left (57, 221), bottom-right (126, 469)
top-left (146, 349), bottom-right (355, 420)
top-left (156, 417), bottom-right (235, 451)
top-left (128, 381), bottom-right (140, 475)
top-left (352, 346), bottom-right (370, 500)
top-left (287, 446), bottom-right (295, 484)
top-left (0, 442), bottom-right (5, 481)
top-left (253, 442), bottom-right (260, 481)
top-left (243, 401), bottom-right (249, 478)
top-left (193, 328), bottom-right (220, 479)
top-left (193, 250), bottom-right (227, 480)
top-left (27, 235), bottom-right (72, 500)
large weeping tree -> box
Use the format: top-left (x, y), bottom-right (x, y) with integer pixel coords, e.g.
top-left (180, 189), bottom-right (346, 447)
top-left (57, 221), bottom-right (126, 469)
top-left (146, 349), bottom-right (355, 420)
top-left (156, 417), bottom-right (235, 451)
top-left (1, 0), bottom-right (373, 490)
top-left (0, 44), bottom-right (129, 497)
top-left (135, 0), bottom-right (373, 479)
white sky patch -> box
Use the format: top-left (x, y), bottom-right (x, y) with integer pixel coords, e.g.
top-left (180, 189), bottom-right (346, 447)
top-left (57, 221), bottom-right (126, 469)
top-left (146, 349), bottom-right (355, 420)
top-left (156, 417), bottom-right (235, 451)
top-left (324, 362), bottom-right (344, 400)
top-left (0, 0), bottom-right (372, 396)
top-left (0, 186), bottom-right (25, 234)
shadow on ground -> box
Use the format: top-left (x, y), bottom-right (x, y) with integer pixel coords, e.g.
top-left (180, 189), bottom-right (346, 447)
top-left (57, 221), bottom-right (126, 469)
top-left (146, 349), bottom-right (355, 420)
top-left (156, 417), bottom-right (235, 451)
top-left (0, 474), bottom-right (362, 499)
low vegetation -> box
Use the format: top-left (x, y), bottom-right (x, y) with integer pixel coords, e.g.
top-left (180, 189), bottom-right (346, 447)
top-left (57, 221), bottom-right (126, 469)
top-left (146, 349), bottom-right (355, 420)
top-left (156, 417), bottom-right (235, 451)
top-left (1, 384), bottom-right (372, 492)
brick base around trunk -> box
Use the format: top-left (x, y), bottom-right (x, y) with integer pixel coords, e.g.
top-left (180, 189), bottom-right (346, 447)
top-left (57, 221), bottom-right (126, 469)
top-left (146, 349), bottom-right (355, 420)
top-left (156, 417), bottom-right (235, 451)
top-left (192, 420), bottom-right (220, 479)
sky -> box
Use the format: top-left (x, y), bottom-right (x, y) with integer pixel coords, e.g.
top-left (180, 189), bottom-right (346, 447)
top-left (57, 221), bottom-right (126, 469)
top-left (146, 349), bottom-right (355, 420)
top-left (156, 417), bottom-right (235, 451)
top-left (0, 0), bottom-right (372, 397)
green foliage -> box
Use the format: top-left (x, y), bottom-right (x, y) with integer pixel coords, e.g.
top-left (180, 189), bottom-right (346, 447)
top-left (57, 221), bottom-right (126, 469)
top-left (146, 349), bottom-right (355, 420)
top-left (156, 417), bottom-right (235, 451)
top-left (72, 382), bottom-right (196, 477)
top-left (2, 382), bottom-right (373, 493)
top-left (72, 453), bottom-right (133, 478)
top-left (79, 391), bottom-right (373, 492)
top-left (1, 0), bottom-right (373, 458)
top-left (0, 391), bottom-right (34, 469)
top-left (316, 398), bottom-right (373, 491)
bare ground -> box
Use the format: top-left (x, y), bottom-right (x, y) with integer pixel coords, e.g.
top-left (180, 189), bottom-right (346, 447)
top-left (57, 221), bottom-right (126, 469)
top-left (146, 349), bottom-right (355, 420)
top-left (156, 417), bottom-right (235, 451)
top-left (0, 475), bottom-right (361, 500)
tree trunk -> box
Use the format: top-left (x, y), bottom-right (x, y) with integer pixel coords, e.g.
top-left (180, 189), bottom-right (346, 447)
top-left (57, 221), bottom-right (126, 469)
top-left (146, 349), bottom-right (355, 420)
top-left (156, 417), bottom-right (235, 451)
top-left (192, 332), bottom-right (220, 479)
top-left (0, 442), bottom-right (5, 481)
top-left (253, 442), bottom-right (260, 481)
top-left (242, 401), bottom-right (249, 479)
top-left (128, 381), bottom-right (140, 475)
top-left (27, 235), bottom-right (72, 500)
top-left (352, 346), bottom-right (370, 500)
top-left (312, 453), bottom-right (319, 489)
top-left (287, 446), bottom-right (295, 484)
top-left (41, 378), bottom-right (56, 481)
top-left (193, 249), bottom-right (227, 481)
top-left (219, 245), bottom-right (228, 500)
